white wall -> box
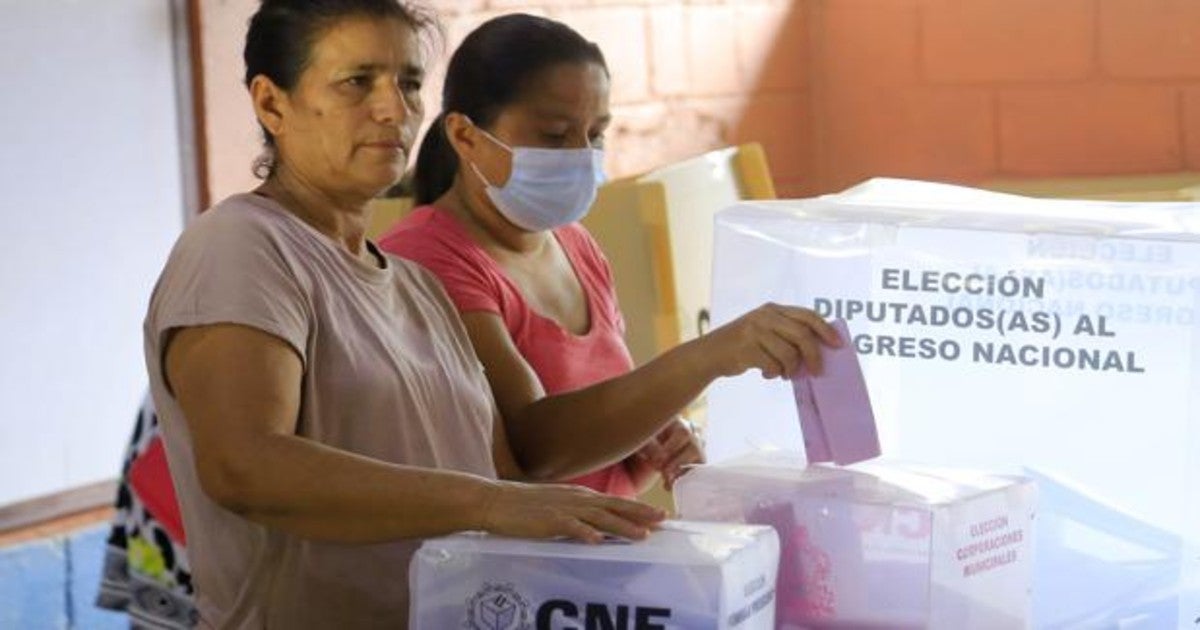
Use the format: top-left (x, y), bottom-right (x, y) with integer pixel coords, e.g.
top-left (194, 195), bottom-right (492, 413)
top-left (0, 0), bottom-right (186, 506)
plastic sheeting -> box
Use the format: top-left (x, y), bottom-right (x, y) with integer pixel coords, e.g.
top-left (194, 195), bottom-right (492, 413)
top-left (408, 521), bottom-right (779, 629)
top-left (676, 453), bottom-right (1036, 629)
top-left (705, 178), bottom-right (1200, 627)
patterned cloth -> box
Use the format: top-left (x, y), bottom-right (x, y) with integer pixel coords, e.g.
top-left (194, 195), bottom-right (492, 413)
top-left (96, 393), bottom-right (197, 629)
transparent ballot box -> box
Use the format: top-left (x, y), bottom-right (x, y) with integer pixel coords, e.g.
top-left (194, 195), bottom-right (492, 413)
top-left (408, 521), bottom-right (779, 630)
top-left (675, 454), bottom-right (1036, 629)
top-left (705, 178), bottom-right (1200, 627)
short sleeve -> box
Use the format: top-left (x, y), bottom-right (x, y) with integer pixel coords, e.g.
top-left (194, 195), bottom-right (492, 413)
top-left (146, 208), bottom-right (311, 383)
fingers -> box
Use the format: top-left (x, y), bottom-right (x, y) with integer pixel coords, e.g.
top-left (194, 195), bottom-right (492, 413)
top-left (757, 304), bottom-right (842, 377)
top-left (764, 312), bottom-right (824, 376)
top-left (662, 440), bottom-right (704, 474)
top-left (652, 420), bottom-right (705, 491)
top-left (661, 457), bottom-right (699, 491)
top-left (660, 439), bottom-right (704, 491)
top-left (578, 506), bottom-right (651, 541)
top-left (559, 516), bottom-right (605, 544)
top-left (634, 438), bottom-right (667, 467)
top-left (565, 495), bottom-right (664, 543)
top-left (552, 487), bottom-right (667, 540)
top-left (656, 421), bottom-right (693, 454)
top-left (774, 305), bottom-right (842, 348)
top-left (490, 482), bottom-right (665, 544)
top-left (753, 336), bottom-right (793, 380)
top-left (598, 495), bottom-right (667, 526)
top-left (656, 417), bottom-right (700, 446)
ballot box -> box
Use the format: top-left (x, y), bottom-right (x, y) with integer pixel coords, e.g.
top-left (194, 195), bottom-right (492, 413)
top-left (408, 521), bottom-right (779, 629)
top-left (676, 453), bottom-right (1036, 629)
top-left (704, 178), bottom-right (1200, 627)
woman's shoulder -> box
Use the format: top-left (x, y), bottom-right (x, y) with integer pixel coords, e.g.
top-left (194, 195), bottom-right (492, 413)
top-left (378, 206), bottom-right (484, 270)
top-left (386, 253), bottom-right (446, 294)
top-left (556, 222), bottom-right (611, 268)
top-left (161, 193), bottom-right (325, 293)
top-left (377, 205), bottom-right (463, 249)
top-left (556, 221), bottom-right (603, 248)
top-left (183, 192), bottom-right (295, 245)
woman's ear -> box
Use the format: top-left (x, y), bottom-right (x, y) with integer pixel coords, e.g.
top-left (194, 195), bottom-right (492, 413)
top-left (249, 74), bottom-right (288, 139)
top-left (443, 112), bottom-right (480, 161)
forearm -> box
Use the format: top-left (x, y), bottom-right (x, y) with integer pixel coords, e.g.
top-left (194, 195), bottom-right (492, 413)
top-left (211, 433), bottom-right (496, 544)
top-left (508, 339), bottom-right (716, 480)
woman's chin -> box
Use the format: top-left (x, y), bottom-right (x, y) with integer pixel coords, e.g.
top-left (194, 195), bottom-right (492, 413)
top-left (353, 168), bottom-right (405, 197)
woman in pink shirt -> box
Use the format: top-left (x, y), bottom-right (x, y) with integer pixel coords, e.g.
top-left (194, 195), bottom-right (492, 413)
top-left (380, 14), bottom-right (840, 498)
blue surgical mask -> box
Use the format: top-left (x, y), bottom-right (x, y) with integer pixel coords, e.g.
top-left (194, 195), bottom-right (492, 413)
top-left (468, 127), bottom-right (606, 232)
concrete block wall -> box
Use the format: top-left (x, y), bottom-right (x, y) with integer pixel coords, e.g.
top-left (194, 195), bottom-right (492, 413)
top-left (199, 0), bottom-right (1200, 211)
top-left (199, 0), bottom-right (813, 201)
top-left (806, 0), bottom-right (1200, 193)
top-left (435, 0), bottom-right (811, 192)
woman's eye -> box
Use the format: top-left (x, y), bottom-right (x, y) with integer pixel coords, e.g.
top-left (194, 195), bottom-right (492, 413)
top-left (399, 79), bottom-right (423, 93)
top-left (344, 75), bottom-right (370, 88)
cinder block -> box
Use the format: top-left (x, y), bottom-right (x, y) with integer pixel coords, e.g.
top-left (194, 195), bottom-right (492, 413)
top-left (686, 4), bottom-right (741, 96)
top-left (922, 0), bottom-right (1093, 83)
top-left (822, 0), bottom-right (920, 91)
top-left (998, 85), bottom-right (1181, 175)
top-left (649, 3), bottom-right (688, 97)
top-left (822, 87), bottom-right (996, 190)
top-left (607, 98), bottom-right (738, 177)
top-left (733, 93), bottom-right (816, 184)
top-left (1184, 88), bottom-right (1200, 170)
top-left (1100, 0), bottom-right (1200, 79)
top-left (550, 7), bottom-right (651, 104)
top-left (736, 1), bottom-right (808, 92)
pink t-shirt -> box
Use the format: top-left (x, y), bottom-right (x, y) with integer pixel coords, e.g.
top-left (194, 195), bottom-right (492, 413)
top-left (380, 207), bottom-right (638, 497)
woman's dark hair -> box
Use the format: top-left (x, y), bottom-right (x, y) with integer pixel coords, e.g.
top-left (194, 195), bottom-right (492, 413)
top-left (243, 0), bottom-right (438, 179)
top-left (413, 14), bottom-right (608, 205)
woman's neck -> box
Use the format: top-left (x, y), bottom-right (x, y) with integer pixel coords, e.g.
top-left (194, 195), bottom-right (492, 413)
top-left (259, 167), bottom-right (373, 259)
top-left (438, 175), bottom-right (548, 255)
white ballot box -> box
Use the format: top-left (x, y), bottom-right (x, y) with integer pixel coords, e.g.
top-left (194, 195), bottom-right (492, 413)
top-left (675, 453), bottom-right (1036, 629)
top-left (408, 521), bottom-right (779, 630)
top-left (705, 178), bottom-right (1200, 627)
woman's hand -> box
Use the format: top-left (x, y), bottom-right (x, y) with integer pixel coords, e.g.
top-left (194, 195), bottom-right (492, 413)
top-left (653, 418), bottom-right (705, 491)
top-left (696, 304), bottom-right (842, 380)
top-left (480, 481), bottom-right (665, 543)
top-left (627, 417), bottom-right (705, 492)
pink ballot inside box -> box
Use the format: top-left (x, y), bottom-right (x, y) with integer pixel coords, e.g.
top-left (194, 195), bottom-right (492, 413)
top-left (677, 318), bottom-right (1036, 628)
top-left (792, 319), bottom-right (881, 465)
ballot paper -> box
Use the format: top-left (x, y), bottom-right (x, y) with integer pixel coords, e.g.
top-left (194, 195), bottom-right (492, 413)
top-left (791, 319), bottom-right (881, 465)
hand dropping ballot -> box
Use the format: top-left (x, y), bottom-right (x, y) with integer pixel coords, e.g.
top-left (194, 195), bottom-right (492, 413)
top-left (677, 318), bottom-right (1036, 629)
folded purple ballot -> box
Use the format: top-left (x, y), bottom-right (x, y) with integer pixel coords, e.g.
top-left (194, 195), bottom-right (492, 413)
top-left (791, 319), bottom-right (881, 465)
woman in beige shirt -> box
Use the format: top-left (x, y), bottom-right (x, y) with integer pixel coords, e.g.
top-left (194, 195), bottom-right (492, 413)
top-left (145, 1), bottom-right (835, 627)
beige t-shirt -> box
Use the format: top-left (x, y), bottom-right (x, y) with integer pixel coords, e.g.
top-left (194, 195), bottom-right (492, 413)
top-left (144, 193), bottom-right (496, 629)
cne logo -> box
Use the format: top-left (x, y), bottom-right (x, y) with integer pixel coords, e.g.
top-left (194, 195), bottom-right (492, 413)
top-left (465, 583), bottom-right (532, 630)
